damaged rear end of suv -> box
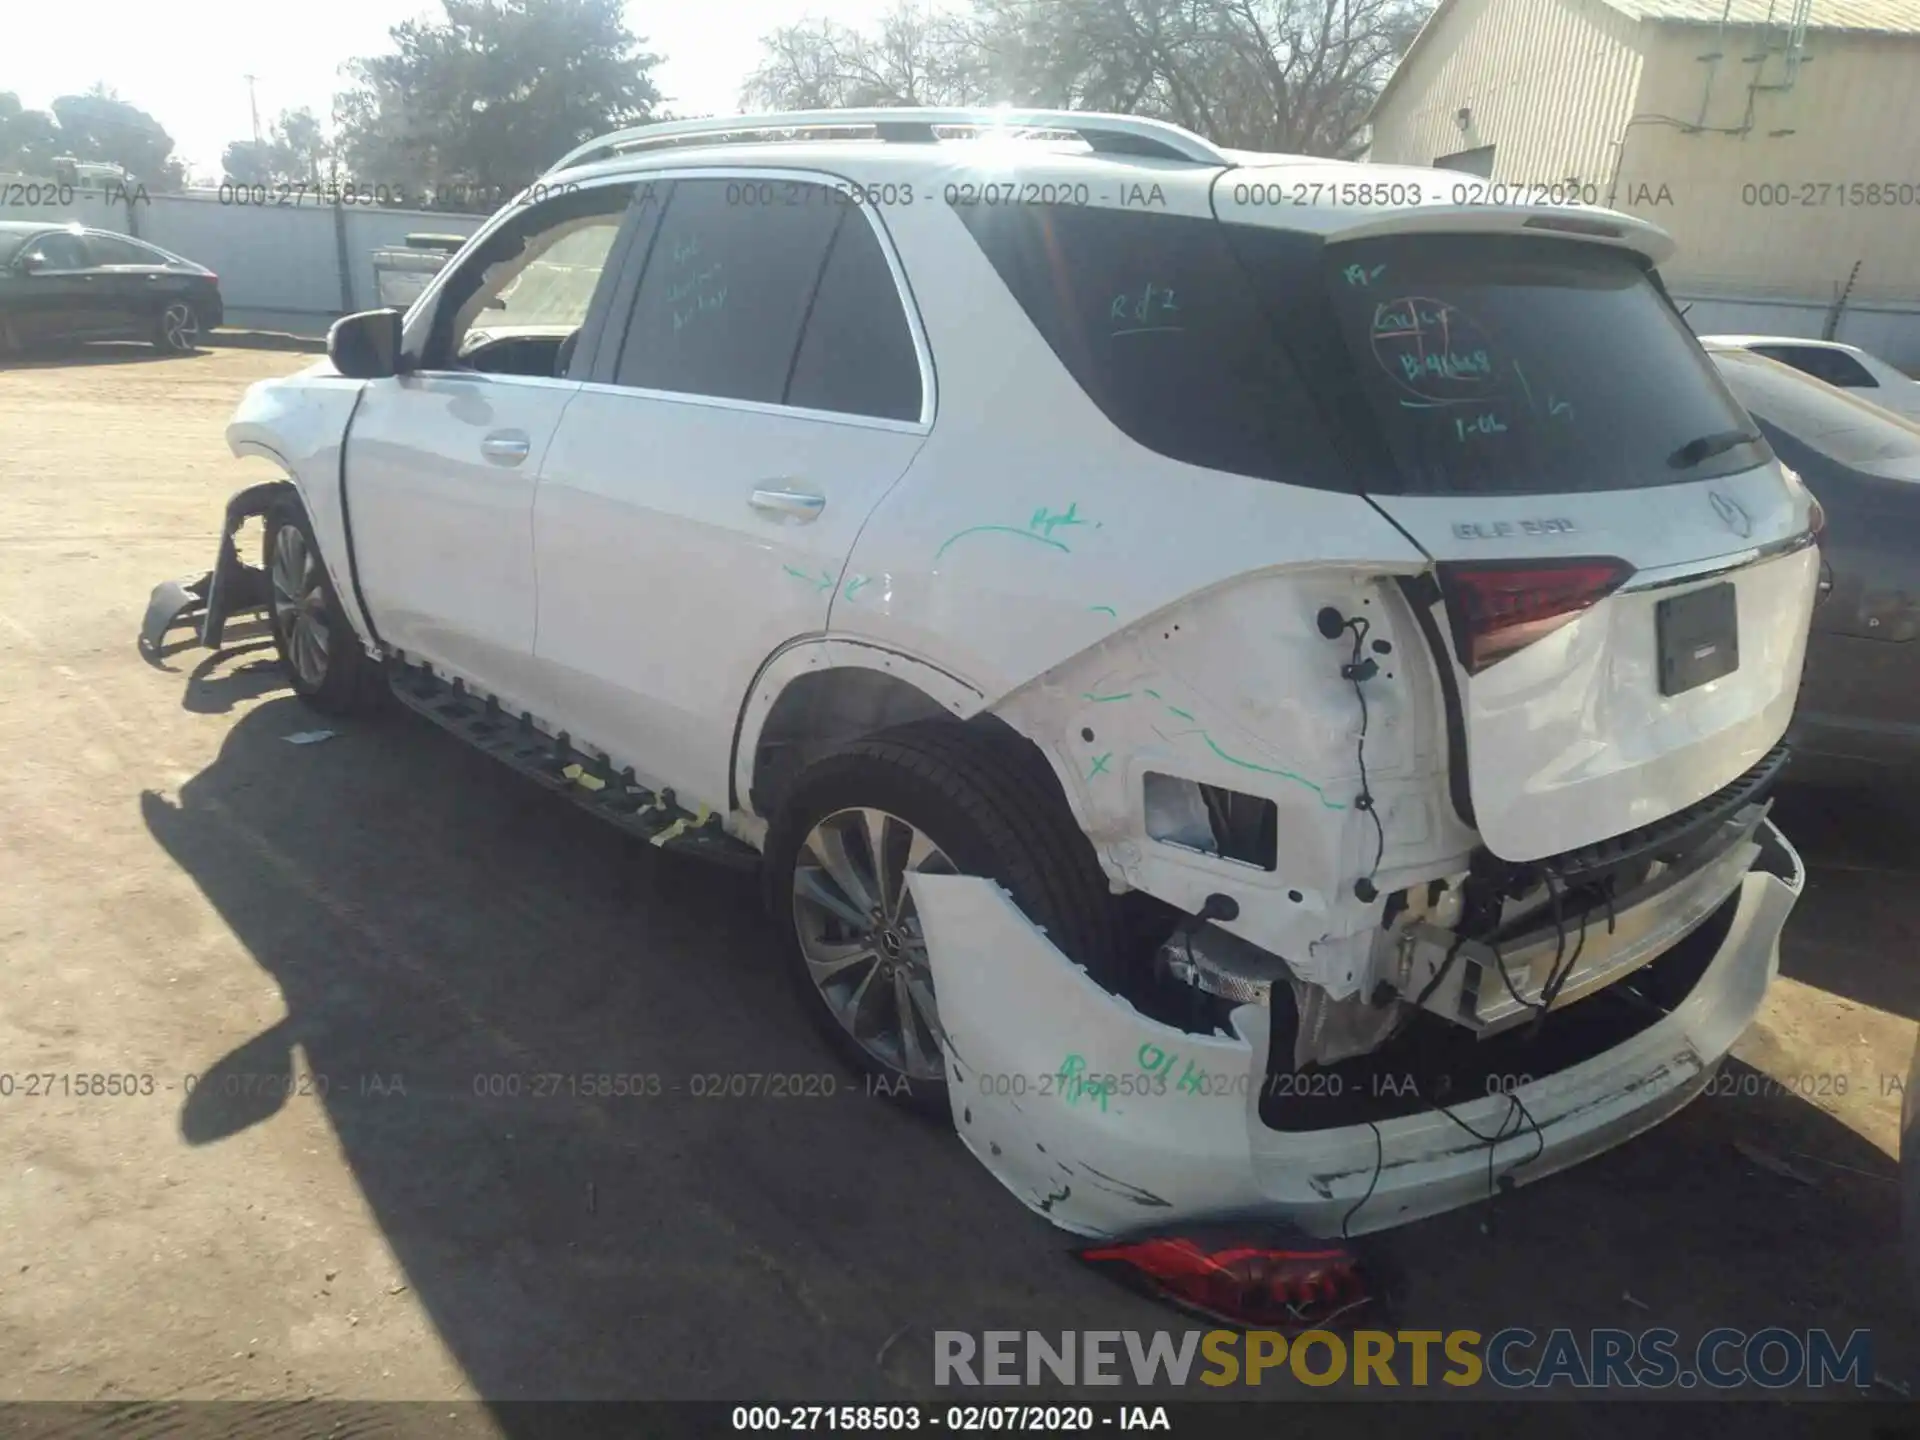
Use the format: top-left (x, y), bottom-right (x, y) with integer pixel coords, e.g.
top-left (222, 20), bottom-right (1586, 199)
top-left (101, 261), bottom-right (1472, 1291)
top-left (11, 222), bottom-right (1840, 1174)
top-left (894, 158), bottom-right (1817, 1240)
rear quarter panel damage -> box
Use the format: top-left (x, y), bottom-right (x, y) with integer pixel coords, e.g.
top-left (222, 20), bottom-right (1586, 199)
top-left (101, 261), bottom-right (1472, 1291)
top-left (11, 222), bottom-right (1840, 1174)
top-left (909, 872), bottom-right (1271, 1239)
top-left (985, 570), bottom-right (1480, 999)
top-left (224, 367), bottom-right (374, 655)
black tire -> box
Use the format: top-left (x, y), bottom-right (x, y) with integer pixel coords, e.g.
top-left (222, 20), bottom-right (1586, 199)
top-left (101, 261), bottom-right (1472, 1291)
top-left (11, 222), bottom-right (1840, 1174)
top-left (764, 719), bottom-right (1126, 1116)
top-left (151, 299), bottom-right (202, 353)
top-left (262, 500), bottom-right (387, 716)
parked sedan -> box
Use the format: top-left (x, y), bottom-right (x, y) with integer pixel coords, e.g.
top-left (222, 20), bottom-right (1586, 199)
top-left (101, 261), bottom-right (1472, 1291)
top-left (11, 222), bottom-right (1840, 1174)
top-left (1707, 342), bottom-right (1920, 775)
top-left (0, 221), bottom-right (223, 355)
top-left (1703, 334), bottom-right (1920, 422)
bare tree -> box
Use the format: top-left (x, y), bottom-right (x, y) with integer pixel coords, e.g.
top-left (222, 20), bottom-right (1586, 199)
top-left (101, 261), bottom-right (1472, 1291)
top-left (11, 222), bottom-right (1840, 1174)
top-left (742, 3), bottom-right (992, 110)
top-left (747, 0), bottom-right (1429, 157)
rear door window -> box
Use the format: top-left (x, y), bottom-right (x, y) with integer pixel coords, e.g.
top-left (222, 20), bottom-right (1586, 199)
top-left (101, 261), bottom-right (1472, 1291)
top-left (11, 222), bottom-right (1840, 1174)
top-left (612, 177), bottom-right (842, 405)
top-left (85, 234), bottom-right (168, 267)
top-left (784, 207), bottom-right (922, 422)
top-left (1259, 232), bottom-right (1769, 495)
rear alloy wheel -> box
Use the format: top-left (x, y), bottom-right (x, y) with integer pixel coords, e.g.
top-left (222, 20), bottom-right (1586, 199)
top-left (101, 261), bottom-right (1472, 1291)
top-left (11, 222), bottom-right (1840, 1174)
top-left (153, 301), bottom-right (201, 353)
top-left (262, 501), bottom-right (386, 716)
top-left (766, 721), bottom-right (1128, 1115)
top-left (792, 806), bottom-right (959, 1084)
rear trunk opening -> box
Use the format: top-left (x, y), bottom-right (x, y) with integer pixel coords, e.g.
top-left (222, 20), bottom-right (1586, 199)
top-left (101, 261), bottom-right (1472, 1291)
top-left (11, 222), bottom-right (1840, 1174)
top-left (1221, 222), bottom-right (1823, 861)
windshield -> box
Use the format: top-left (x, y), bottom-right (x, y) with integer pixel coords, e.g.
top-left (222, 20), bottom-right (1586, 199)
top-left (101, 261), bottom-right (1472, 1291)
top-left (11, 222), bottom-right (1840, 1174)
top-left (1236, 231), bottom-right (1768, 496)
top-left (1710, 348), bottom-right (1920, 473)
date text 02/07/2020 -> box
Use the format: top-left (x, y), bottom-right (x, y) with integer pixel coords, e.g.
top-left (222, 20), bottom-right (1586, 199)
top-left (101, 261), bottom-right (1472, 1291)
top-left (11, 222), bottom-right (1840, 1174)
top-left (728, 1405), bottom-right (1169, 1431)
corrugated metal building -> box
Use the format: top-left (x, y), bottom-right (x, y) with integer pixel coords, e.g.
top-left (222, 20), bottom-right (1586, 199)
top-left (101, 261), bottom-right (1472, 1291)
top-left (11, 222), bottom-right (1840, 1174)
top-left (1366, 0), bottom-right (1920, 363)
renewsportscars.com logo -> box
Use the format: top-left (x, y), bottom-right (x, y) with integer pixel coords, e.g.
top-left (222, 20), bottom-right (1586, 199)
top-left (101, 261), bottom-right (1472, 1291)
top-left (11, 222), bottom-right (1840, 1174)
top-left (934, 1328), bottom-right (1873, 1391)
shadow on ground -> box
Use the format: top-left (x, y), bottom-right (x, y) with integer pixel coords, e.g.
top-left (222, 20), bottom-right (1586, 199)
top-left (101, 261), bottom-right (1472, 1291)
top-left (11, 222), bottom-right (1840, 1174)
top-left (1771, 782), bottom-right (1920, 1021)
top-left (0, 340), bottom-right (213, 370)
top-left (138, 656), bottom-right (1915, 1421)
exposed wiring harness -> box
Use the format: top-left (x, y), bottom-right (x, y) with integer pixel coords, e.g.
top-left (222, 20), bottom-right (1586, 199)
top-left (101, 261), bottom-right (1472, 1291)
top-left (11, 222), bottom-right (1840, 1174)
top-left (1338, 614), bottom-right (1388, 888)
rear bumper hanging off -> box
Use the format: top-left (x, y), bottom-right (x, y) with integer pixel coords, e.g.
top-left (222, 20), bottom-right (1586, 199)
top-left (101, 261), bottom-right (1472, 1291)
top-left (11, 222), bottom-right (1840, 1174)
top-left (909, 818), bottom-right (1804, 1240)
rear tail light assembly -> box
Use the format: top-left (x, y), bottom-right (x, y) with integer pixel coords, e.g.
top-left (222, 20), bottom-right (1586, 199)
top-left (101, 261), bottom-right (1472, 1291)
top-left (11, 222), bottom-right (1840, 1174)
top-left (1077, 1224), bottom-right (1375, 1330)
top-left (1437, 558), bottom-right (1635, 675)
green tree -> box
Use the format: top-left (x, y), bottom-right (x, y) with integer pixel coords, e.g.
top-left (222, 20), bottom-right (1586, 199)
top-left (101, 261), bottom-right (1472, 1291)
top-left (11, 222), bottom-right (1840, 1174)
top-left (48, 86), bottom-right (187, 188)
top-left (333, 0), bottom-right (663, 201)
top-left (222, 107), bottom-right (334, 185)
top-left (0, 93), bottom-right (63, 175)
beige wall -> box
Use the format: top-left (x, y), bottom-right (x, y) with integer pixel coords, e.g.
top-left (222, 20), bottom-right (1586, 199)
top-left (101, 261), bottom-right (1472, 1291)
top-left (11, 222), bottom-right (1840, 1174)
top-left (1367, 0), bottom-right (1645, 191)
top-left (1611, 27), bottom-right (1920, 303)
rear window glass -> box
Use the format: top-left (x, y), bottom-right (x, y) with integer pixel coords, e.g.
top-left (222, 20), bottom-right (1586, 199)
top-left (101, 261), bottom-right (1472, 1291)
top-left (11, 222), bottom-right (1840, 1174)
top-left (1712, 349), bottom-right (1920, 469)
top-left (1292, 233), bottom-right (1767, 495)
top-left (959, 206), bottom-right (1769, 497)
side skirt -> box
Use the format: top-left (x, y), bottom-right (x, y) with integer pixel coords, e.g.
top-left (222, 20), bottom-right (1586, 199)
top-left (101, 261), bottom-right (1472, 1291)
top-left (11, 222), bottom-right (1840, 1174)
top-left (385, 655), bottom-right (762, 873)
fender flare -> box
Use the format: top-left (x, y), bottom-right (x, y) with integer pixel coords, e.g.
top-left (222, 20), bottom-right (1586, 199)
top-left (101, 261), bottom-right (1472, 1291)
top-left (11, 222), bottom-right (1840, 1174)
top-left (729, 638), bottom-right (985, 817)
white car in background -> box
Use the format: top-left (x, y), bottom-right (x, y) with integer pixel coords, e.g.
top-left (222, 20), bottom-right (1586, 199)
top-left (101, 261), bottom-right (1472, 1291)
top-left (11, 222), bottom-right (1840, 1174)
top-left (1703, 335), bottom-right (1920, 421)
top-left (146, 109), bottom-right (1816, 1244)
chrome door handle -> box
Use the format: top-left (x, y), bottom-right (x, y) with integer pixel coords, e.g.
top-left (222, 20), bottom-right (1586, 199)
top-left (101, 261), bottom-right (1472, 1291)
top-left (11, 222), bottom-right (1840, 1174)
top-left (750, 488), bottom-right (825, 520)
top-left (481, 431), bottom-right (531, 465)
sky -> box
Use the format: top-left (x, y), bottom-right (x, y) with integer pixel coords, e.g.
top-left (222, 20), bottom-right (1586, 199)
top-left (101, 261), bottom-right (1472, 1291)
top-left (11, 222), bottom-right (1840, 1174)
top-left (4, 0), bottom-right (900, 180)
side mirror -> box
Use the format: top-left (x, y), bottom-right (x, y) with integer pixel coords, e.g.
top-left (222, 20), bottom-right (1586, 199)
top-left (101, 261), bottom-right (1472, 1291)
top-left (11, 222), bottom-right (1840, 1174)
top-left (18, 253), bottom-right (45, 275)
top-left (327, 308), bottom-right (404, 379)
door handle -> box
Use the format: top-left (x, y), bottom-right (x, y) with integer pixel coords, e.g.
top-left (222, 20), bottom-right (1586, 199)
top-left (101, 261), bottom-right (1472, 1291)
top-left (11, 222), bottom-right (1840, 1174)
top-left (480, 431), bottom-right (531, 465)
top-left (750, 488), bottom-right (826, 520)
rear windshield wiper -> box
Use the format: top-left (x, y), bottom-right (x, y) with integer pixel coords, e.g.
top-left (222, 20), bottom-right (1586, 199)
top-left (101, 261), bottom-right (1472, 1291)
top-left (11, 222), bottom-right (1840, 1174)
top-left (1668, 427), bottom-right (1763, 470)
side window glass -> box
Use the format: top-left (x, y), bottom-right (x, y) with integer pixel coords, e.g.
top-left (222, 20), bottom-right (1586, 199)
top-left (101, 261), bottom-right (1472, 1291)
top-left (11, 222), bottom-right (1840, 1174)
top-left (612, 178), bottom-right (841, 404)
top-left (956, 202), bottom-right (1346, 487)
top-left (31, 234), bottom-right (89, 269)
top-left (427, 183), bottom-right (638, 377)
top-left (786, 209), bottom-right (922, 422)
top-left (1819, 351), bottom-right (1878, 388)
top-left (1756, 345), bottom-right (1878, 389)
top-left (85, 234), bottom-right (160, 267)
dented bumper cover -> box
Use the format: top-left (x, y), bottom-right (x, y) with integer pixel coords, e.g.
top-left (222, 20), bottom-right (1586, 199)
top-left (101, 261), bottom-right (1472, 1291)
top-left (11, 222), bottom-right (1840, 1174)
top-left (138, 481), bottom-right (289, 659)
top-left (910, 819), bottom-right (1803, 1239)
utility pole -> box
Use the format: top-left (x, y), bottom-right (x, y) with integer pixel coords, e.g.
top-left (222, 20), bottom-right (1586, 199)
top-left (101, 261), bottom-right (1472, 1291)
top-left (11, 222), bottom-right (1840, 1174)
top-left (243, 74), bottom-right (261, 145)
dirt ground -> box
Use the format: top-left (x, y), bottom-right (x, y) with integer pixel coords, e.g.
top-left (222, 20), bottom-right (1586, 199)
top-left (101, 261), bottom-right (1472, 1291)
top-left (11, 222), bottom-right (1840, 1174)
top-left (0, 345), bottom-right (1914, 1419)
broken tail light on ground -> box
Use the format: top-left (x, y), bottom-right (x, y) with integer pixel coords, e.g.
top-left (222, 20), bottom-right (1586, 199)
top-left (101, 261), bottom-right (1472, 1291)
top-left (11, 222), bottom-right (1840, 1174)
top-left (1077, 1224), bottom-right (1376, 1330)
top-left (1438, 558), bottom-right (1636, 674)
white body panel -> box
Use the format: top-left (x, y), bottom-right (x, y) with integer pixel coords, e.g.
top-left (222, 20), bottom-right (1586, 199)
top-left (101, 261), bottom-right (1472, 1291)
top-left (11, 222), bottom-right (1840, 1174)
top-left (224, 365), bottom-right (378, 656)
top-left (834, 192), bottom-right (1426, 703)
top-left (912, 826), bottom-right (1801, 1238)
top-left (206, 115), bottom-right (1824, 1239)
top-left (530, 386), bottom-right (928, 811)
top-left (1703, 336), bottom-right (1920, 422)
top-left (1370, 465), bottom-right (1821, 861)
top-left (341, 373), bottom-right (580, 711)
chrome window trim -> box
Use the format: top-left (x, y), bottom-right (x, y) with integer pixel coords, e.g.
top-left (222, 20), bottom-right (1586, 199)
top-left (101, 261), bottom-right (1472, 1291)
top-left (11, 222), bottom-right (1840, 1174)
top-left (596, 165), bottom-right (937, 430)
top-left (570, 377), bottom-right (930, 436)
top-left (388, 371), bottom-right (584, 395)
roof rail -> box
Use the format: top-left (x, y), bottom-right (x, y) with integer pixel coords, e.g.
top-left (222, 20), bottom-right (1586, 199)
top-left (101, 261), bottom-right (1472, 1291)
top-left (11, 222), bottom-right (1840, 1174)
top-left (545, 108), bottom-right (1229, 176)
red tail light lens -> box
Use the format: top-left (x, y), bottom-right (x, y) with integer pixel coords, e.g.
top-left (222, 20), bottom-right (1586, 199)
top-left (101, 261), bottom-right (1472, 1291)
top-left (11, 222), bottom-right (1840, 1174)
top-left (1077, 1227), bottom-right (1374, 1329)
top-left (1438, 558), bottom-right (1635, 675)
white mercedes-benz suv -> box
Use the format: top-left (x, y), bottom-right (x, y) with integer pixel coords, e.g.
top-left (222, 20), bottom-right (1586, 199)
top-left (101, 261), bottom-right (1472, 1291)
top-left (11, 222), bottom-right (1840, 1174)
top-left (146, 108), bottom-right (1815, 1240)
